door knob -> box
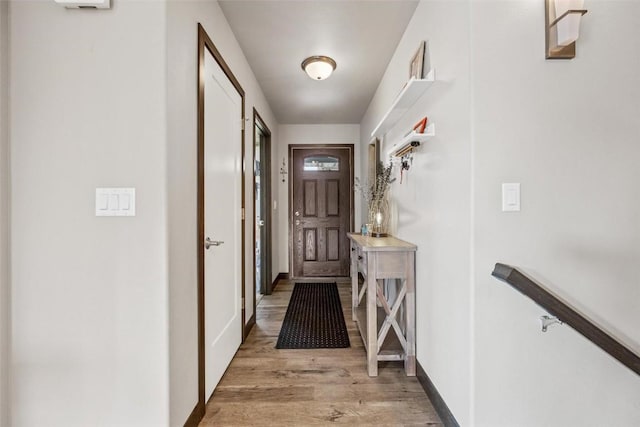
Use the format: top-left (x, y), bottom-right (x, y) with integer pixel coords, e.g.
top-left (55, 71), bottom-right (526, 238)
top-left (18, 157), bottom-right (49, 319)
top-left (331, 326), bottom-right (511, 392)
top-left (295, 220), bottom-right (300, 226)
top-left (205, 237), bottom-right (224, 249)
top-left (294, 211), bottom-right (300, 217)
top-left (258, 220), bottom-right (265, 227)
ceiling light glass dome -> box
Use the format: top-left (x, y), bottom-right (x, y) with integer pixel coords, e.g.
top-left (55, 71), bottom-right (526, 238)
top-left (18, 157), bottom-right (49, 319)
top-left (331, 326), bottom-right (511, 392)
top-left (301, 56), bottom-right (337, 80)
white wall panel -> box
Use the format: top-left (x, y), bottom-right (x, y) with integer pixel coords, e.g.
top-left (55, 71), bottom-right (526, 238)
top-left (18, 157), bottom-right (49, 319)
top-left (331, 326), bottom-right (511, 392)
top-left (10, 2), bottom-right (169, 425)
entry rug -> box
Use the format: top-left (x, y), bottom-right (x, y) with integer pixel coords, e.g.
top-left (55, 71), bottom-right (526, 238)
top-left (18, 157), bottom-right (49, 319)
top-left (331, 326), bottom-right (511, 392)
top-left (275, 282), bottom-right (350, 349)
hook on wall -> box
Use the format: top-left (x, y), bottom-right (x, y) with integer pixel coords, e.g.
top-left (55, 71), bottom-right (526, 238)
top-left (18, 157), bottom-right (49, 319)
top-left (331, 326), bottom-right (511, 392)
top-left (399, 152), bottom-right (413, 184)
top-left (279, 158), bottom-right (287, 183)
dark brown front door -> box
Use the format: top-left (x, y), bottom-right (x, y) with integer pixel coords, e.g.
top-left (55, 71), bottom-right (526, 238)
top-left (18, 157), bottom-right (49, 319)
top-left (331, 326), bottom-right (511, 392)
top-left (290, 145), bottom-right (354, 278)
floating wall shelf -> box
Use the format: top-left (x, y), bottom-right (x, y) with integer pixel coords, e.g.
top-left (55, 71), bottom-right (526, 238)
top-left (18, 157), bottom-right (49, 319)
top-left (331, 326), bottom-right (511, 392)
top-left (388, 123), bottom-right (435, 157)
top-left (370, 69), bottom-right (435, 138)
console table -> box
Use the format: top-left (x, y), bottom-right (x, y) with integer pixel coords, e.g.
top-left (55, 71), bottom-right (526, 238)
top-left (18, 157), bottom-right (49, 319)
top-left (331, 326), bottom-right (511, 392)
top-left (347, 233), bottom-right (417, 377)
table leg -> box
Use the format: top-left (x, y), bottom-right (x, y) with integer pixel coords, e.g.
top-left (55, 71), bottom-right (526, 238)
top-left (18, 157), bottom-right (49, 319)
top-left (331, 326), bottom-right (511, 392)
top-left (351, 245), bottom-right (358, 322)
top-left (404, 252), bottom-right (416, 376)
top-left (366, 254), bottom-right (378, 376)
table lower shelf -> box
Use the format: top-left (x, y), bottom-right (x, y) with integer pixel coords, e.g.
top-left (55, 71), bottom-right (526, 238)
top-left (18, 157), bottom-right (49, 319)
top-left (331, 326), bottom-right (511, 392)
top-left (355, 303), bottom-right (404, 361)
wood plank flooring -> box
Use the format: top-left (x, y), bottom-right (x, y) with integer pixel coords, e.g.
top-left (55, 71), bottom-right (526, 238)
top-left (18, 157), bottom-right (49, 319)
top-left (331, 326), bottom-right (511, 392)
top-left (200, 279), bottom-right (443, 426)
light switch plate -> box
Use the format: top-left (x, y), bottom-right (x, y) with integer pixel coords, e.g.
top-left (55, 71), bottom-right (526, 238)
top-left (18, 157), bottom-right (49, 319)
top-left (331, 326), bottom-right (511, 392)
top-left (54, 0), bottom-right (111, 9)
top-left (96, 188), bottom-right (136, 216)
top-left (502, 183), bottom-right (520, 212)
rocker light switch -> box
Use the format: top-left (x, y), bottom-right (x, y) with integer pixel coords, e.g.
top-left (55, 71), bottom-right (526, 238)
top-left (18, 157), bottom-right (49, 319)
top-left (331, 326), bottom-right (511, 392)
top-left (96, 193), bottom-right (109, 211)
top-left (502, 183), bottom-right (520, 212)
top-left (120, 193), bottom-right (131, 210)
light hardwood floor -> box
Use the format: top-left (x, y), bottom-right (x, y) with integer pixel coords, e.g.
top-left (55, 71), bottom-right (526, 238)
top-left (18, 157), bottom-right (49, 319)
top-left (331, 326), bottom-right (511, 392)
top-left (200, 279), bottom-right (443, 426)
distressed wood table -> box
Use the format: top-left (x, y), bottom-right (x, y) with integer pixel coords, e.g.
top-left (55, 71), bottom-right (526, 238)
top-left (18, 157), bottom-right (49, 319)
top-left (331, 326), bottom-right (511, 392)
top-left (347, 233), bottom-right (417, 377)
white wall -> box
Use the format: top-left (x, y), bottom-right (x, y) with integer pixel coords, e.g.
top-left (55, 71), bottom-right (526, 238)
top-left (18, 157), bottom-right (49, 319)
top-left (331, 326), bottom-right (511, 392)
top-left (471, 1), bottom-right (640, 426)
top-left (276, 124), bottom-right (360, 274)
top-left (360, 1), bottom-right (473, 424)
top-left (0, 1), bottom-right (10, 425)
top-left (166, 1), bottom-right (278, 425)
top-left (10, 2), bottom-right (169, 426)
top-left (361, 0), bottom-right (640, 425)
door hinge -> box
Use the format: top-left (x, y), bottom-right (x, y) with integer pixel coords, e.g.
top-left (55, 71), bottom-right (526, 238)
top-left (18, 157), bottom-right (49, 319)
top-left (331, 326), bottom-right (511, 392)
top-left (241, 207), bottom-right (245, 220)
top-left (241, 118), bottom-right (245, 131)
top-left (241, 297), bottom-right (245, 307)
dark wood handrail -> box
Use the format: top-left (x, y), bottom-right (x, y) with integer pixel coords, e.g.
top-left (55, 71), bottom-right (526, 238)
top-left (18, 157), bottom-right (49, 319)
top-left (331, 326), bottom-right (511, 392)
top-left (492, 263), bottom-right (640, 376)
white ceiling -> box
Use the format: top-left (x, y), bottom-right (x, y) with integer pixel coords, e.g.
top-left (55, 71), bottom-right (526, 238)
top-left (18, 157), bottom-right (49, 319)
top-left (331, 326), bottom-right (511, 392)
top-left (218, 0), bottom-right (419, 124)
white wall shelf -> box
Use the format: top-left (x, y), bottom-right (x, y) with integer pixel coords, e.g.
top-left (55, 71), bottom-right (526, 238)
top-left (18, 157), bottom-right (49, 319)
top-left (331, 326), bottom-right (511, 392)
top-left (387, 123), bottom-right (435, 157)
top-left (370, 69), bottom-right (435, 138)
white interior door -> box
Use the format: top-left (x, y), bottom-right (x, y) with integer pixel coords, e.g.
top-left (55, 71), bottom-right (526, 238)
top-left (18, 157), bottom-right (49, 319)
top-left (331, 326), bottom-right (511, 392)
top-left (203, 49), bottom-right (242, 399)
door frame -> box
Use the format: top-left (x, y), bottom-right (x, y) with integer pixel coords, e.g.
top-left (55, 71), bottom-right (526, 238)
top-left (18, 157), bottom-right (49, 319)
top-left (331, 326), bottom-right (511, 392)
top-left (288, 144), bottom-right (355, 279)
top-left (195, 22), bottom-right (246, 418)
top-left (250, 108), bottom-right (273, 336)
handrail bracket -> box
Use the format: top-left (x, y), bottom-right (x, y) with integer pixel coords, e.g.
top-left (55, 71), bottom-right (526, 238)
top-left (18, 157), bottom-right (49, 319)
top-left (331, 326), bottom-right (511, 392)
top-left (540, 315), bottom-right (563, 332)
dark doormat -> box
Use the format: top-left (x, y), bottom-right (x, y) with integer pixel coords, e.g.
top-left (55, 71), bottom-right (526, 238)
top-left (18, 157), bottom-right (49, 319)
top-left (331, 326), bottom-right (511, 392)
top-left (276, 282), bottom-right (350, 349)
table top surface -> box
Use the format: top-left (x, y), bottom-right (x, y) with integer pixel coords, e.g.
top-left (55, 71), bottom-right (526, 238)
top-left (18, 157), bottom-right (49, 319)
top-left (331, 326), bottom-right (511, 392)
top-left (347, 233), bottom-right (417, 252)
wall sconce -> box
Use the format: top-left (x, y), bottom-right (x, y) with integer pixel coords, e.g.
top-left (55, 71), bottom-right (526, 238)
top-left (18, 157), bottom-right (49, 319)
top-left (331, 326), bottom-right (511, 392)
top-left (545, 0), bottom-right (588, 59)
top-left (279, 158), bottom-right (287, 183)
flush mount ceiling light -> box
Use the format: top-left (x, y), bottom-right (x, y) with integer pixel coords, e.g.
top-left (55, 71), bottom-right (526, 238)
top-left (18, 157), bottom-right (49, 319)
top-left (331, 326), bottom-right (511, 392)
top-left (301, 56), bottom-right (337, 80)
top-left (545, 0), bottom-right (588, 59)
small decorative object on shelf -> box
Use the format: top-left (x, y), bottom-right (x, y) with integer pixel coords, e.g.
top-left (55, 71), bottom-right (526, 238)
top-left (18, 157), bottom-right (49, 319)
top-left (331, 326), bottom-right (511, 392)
top-left (409, 40), bottom-right (432, 79)
top-left (410, 41), bottom-right (425, 80)
top-left (355, 162), bottom-right (394, 237)
top-left (412, 116), bottom-right (428, 134)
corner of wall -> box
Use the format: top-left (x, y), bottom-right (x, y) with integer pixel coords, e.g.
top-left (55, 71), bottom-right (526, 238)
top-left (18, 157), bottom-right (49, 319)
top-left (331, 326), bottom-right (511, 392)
top-left (0, 0), bottom-right (10, 424)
